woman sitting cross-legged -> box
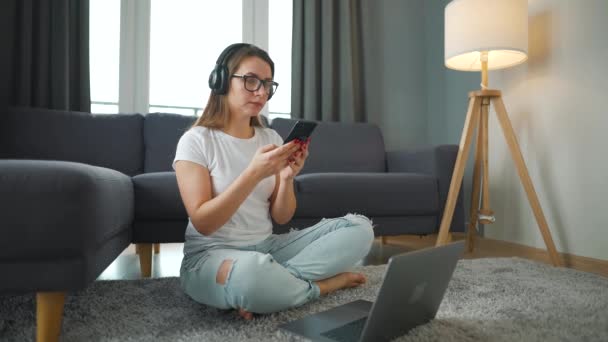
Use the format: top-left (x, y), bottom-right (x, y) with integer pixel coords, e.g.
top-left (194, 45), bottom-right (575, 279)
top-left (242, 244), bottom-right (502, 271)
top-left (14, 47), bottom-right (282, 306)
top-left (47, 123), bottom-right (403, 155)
top-left (173, 43), bottom-right (375, 320)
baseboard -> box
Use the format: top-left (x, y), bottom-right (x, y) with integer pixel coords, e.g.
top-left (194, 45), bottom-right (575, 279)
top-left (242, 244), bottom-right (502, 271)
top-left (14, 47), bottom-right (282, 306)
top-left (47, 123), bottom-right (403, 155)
top-left (382, 234), bottom-right (608, 278)
top-left (480, 236), bottom-right (608, 278)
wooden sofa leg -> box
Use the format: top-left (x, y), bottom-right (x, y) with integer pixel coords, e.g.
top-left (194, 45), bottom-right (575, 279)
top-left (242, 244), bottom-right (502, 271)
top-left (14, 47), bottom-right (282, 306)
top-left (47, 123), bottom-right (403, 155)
top-left (154, 243), bottom-right (160, 254)
top-left (138, 243), bottom-right (153, 278)
top-left (37, 292), bottom-right (65, 342)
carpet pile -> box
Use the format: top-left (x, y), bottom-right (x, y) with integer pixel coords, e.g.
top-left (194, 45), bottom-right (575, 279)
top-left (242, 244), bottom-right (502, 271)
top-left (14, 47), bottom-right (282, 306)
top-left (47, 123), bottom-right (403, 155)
top-left (1, 257), bottom-right (607, 341)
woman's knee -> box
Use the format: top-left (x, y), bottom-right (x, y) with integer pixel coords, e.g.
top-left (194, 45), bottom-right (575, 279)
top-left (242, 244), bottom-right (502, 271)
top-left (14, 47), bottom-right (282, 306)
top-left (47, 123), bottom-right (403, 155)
top-left (215, 259), bottom-right (233, 284)
top-left (223, 253), bottom-right (276, 299)
top-left (344, 213), bottom-right (375, 246)
top-left (225, 253), bottom-right (275, 287)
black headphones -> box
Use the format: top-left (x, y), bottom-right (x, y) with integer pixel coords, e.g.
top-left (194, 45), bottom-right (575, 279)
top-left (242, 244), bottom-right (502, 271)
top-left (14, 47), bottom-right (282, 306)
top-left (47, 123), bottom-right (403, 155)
top-left (208, 43), bottom-right (275, 100)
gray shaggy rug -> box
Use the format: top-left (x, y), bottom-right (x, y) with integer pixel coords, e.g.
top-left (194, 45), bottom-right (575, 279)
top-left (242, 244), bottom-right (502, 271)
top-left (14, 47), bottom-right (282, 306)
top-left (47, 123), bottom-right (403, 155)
top-left (1, 257), bottom-right (607, 341)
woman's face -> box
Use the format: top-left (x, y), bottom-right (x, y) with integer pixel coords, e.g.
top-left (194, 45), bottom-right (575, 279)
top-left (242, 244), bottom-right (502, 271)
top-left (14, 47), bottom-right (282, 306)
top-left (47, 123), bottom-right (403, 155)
top-left (227, 56), bottom-right (273, 120)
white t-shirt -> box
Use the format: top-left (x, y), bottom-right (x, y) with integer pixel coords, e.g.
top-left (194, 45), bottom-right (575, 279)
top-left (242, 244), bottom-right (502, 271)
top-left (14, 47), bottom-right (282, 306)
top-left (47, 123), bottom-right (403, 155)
top-left (173, 125), bottom-right (284, 257)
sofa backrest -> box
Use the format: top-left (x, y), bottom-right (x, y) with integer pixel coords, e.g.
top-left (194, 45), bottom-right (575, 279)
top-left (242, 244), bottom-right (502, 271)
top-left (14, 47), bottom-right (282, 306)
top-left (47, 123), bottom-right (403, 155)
top-left (143, 113), bottom-right (274, 173)
top-left (271, 118), bottom-right (386, 173)
top-left (0, 108), bottom-right (385, 176)
top-left (143, 112), bottom-right (197, 173)
top-left (0, 106), bottom-right (145, 176)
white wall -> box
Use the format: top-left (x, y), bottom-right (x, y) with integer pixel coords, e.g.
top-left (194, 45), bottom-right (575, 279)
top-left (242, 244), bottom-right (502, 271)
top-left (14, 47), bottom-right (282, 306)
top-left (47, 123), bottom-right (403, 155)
top-left (484, 0), bottom-right (608, 260)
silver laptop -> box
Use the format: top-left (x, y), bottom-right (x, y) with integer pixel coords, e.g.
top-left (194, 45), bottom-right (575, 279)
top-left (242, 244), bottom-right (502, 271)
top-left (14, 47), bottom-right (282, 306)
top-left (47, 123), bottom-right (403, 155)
top-left (279, 241), bottom-right (465, 342)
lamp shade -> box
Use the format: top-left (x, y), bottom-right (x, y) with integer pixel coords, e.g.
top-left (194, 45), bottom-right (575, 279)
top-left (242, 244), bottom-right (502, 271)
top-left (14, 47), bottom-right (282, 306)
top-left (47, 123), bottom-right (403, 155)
top-left (445, 0), bottom-right (528, 71)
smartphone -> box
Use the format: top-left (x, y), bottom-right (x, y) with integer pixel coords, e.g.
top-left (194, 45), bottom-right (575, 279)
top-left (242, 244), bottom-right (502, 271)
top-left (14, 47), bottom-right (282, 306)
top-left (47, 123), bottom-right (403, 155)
top-left (283, 121), bottom-right (318, 144)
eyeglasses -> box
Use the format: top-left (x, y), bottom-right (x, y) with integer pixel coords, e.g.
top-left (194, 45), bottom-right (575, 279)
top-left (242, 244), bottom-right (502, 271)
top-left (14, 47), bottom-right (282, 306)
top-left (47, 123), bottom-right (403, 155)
top-left (231, 74), bottom-right (279, 98)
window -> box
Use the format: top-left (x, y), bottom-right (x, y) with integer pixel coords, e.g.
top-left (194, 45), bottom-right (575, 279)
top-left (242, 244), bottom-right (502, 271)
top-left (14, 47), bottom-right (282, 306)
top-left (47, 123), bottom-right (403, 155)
top-left (90, 0), bottom-right (292, 120)
top-left (149, 0), bottom-right (241, 116)
top-left (89, 0), bottom-right (120, 114)
top-left (268, 0), bottom-right (292, 119)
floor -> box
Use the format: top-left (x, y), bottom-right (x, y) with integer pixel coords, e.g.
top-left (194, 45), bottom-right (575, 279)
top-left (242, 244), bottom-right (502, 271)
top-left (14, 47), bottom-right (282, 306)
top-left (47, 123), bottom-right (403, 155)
top-left (98, 233), bottom-right (608, 280)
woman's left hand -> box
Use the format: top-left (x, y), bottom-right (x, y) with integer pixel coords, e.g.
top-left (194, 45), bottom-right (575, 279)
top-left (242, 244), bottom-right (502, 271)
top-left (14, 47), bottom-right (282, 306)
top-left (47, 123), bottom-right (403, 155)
top-left (279, 141), bottom-right (309, 180)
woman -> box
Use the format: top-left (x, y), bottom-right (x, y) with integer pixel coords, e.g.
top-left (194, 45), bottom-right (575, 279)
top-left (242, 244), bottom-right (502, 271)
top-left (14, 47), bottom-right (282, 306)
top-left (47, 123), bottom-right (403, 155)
top-left (173, 43), bottom-right (374, 320)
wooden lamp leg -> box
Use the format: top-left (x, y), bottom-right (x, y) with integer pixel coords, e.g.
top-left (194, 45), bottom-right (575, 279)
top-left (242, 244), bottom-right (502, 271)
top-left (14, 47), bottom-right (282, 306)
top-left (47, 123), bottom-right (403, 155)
top-left (437, 96), bottom-right (482, 246)
top-left (466, 109), bottom-right (484, 253)
top-left (37, 292), bottom-right (65, 342)
top-left (492, 97), bottom-right (563, 267)
top-left (478, 99), bottom-right (495, 224)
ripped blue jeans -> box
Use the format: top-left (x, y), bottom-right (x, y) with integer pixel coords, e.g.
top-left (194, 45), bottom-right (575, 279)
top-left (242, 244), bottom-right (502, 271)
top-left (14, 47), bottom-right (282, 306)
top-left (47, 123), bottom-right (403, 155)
top-left (179, 214), bottom-right (375, 314)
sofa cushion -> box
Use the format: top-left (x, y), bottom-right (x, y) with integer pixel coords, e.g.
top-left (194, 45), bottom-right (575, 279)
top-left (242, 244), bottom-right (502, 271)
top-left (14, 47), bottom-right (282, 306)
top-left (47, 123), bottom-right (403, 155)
top-left (294, 173), bottom-right (438, 218)
top-left (133, 172), bottom-right (186, 220)
top-left (0, 106), bottom-right (144, 176)
top-left (271, 118), bottom-right (386, 174)
top-left (144, 113), bottom-right (197, 172)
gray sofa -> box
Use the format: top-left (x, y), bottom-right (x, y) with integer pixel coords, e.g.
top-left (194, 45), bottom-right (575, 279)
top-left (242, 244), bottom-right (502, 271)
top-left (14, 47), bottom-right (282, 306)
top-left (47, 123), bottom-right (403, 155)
top-left (0, 106), bottom-right (463, 340)
top-left (270, 118), bottom-right (464, 235)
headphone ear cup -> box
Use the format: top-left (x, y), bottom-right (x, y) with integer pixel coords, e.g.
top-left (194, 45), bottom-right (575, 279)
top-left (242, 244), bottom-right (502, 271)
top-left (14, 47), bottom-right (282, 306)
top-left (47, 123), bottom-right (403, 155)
top-left (217, 65), bottom-right (229, 95)
top-left (208, 66), bottom-right (221, 92)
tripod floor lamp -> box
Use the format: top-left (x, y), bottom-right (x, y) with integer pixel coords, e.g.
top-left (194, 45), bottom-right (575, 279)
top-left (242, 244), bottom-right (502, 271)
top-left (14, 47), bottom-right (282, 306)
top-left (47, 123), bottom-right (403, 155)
top-left (436, 0), bottom-right (563, 267)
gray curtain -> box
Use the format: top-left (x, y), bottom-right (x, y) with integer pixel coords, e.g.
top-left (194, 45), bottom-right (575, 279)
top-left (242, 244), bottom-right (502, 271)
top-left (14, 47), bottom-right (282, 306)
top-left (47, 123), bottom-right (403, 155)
top-left (0, 0), bottom-right (90, 112)
top-left (291, 0), bottom-right (367, 122)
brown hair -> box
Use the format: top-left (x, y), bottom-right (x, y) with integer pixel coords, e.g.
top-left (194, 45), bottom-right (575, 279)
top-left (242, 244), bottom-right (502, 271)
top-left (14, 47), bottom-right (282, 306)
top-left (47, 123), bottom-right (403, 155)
top-left (192, 44), bottom-right (274, 129)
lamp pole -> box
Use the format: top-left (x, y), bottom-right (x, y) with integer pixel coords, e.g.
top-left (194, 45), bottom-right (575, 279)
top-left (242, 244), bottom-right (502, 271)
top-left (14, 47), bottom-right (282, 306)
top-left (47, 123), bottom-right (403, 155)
top-left (481, 51), bottom-right (488, 89)
top-left (478, 51), bottom-right (495, 226)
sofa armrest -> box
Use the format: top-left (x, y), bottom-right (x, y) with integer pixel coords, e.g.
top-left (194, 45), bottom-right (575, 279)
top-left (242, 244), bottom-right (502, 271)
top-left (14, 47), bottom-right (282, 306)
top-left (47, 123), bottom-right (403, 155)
top-left (0, 159), bottom-right (134, 260)
top-left (386, 145), bottom-right (465, 232)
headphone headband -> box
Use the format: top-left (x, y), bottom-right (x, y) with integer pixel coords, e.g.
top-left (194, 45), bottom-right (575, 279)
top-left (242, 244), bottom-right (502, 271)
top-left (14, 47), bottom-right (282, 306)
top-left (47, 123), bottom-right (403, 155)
top-left (215, 43), bottom-right (250, 68)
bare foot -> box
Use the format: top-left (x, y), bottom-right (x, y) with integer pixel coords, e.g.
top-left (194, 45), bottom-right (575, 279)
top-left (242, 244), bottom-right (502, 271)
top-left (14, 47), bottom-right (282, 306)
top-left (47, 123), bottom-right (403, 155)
top-left (315, 272), bottom-right (367, 296)
top-left (238, 308), bottom-right (253, 320)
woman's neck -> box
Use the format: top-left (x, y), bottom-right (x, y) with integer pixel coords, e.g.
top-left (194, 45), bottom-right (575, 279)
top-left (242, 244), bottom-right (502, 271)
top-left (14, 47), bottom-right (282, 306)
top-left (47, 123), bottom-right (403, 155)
top-left (223, 118), bottom-right (254, 139)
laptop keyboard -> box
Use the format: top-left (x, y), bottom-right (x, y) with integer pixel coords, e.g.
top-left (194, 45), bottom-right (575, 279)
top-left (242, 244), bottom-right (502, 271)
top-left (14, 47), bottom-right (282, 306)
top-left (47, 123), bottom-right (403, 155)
top-left (320, 317), bottom-right (368, 342)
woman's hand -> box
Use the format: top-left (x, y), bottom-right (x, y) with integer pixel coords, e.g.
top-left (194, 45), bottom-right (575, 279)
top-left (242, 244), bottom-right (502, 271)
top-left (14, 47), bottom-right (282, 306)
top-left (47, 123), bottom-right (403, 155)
top-left (280, 141), bottom-right (309, 180)
top-left (246, 142), bottom-right (300, 181)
